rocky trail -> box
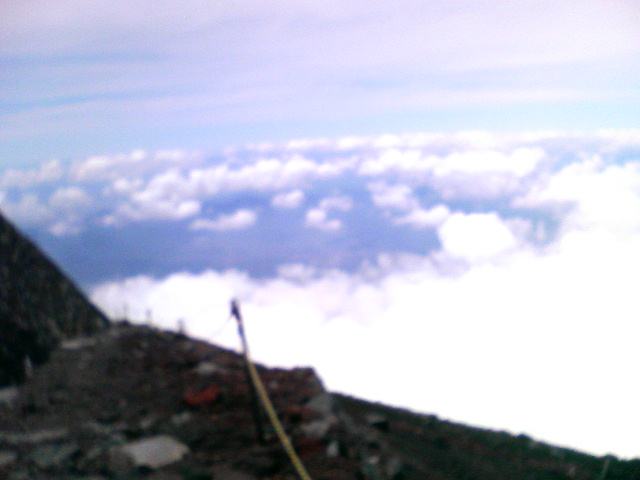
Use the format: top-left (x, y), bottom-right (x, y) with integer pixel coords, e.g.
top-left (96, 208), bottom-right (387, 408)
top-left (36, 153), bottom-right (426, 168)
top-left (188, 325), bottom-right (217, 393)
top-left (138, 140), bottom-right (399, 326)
top-left (2, 321), bottom-right (637, 480)
top-left (0, 322), bottom-right (407, 480)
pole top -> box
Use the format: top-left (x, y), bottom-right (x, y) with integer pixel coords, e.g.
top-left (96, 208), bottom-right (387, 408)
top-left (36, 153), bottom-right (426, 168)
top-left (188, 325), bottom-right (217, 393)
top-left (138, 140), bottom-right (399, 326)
top-left (230, 298), bottom-right (242, 322)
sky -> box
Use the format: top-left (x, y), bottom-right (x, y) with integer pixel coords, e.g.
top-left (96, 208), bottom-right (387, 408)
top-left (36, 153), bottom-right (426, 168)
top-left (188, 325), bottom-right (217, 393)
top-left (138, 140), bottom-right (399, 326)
top-left (2, 0), bottom-right (640, 459)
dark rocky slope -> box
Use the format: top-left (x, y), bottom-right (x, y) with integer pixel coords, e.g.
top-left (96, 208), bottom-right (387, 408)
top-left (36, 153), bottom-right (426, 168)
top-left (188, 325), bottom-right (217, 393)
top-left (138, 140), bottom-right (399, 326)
top-left (0, 210), bottom-right (108, 385)
top-left (0, 323), bottom-right (637, 480)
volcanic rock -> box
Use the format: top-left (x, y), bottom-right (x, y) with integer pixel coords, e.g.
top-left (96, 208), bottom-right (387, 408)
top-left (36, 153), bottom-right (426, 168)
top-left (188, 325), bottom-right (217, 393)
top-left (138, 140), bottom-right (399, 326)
top-left (0, 210), bottom-right (108, 386)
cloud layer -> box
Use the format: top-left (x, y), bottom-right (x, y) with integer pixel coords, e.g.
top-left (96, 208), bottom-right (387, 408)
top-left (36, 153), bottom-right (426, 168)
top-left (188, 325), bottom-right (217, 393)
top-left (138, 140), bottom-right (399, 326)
top-left (2, 129), bottom-right (640, 458)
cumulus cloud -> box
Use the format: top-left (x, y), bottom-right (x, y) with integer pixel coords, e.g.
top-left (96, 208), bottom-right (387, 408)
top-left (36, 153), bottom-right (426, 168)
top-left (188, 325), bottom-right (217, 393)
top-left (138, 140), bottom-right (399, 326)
top-left (48, 219), bottom-right (84, 237)
top-left (368, 181), bottom-right (418, 211)
top-left (437, 212), bottom-right (518, 262)
top-left (0, 160), bottom-right (64, 188)
top-left (71, 150), bottom-right (202, 182)
top-left (104, 169), bottom-right (202, 223)
top-left (90, 223), bottom-right (640, 458)
top-left (48, 186), bottom-right (92, 210)
top-left (430, 148), bottom-right (546, 200)
top-left (305, 208), bottom-right (342, 232)
top-left (0, 193), bottom-right (53, 226)
top-left (4, 129), bottom-right (636, 457)
top-left (358, 148), bottom-right (435, 177)
top-left (190, 209), bottom-right (257, 231)
top-left (394, 204), bottom-right (450, 229)
top-left (271, 189), bottom-right (305, 209)
top-left (319, 195), bottom-right (353, 212)
top-left (101, 154), bottom-right (352, 225)
top-left (514, 156), bottom-right (640, 235)
top-left (72, 150), bottom-right (147, 182)
top-left (305, 195), bottom-right (353, 232)
top-left (359, 146), bottom-right (547, 200)
top-left (199, 155), bottom-right (350, 193)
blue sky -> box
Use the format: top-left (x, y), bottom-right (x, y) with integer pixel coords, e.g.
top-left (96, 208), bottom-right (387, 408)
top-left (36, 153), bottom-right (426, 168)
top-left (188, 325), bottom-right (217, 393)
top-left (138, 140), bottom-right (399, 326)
top-left (2, 0), bottom-right (640, 459)
top-left (2, 0), bottom-right (639, 165)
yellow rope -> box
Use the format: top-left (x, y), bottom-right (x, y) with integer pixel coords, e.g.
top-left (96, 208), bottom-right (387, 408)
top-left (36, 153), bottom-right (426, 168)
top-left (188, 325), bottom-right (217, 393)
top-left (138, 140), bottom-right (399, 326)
top-left (230, 299), bottom-right (313, 480)
top-left (244, 353), bottom-right (313, 480)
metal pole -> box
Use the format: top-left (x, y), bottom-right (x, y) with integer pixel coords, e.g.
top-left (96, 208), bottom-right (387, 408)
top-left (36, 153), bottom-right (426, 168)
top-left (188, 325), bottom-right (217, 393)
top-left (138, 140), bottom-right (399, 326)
top-left (231, 299), bottom-right (266, 445)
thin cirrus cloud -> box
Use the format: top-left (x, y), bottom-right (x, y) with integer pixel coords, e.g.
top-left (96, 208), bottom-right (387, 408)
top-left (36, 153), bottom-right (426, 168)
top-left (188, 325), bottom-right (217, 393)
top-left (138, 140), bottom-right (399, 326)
top-left (2, 1), bottom-right (638, 165)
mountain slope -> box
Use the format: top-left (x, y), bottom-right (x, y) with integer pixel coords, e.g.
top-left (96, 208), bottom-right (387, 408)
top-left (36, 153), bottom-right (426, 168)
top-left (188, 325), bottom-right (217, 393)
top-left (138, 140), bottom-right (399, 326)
top-left (1, 322), bottom-right (637, 480)
top-left (0, 210), bottom-right (108, 385)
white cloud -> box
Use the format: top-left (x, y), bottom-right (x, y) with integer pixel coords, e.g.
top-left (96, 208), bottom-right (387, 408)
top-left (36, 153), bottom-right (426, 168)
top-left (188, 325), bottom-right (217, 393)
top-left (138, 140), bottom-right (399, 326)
top-left (305, 208), bottom-right (342, 232)
top-left (107, 177), bottom-right (145, 195)
top-left (271, 189), bottom-right (305, 209)
top-left (0, 193), bottom-right (53, 226)
top-left (358, 149), bottom-right (435, 177)
top-left (200, 155), bottom-right (350, 194)
top-left (104, 155), bottom-right (351, 225)
top-left (49, 219), bottom-right (83, 237)
top-left (435, 148), bottom-right (544, 177)
top-left (190, 209), bottom-right (257, 231)
top-left (514, 156), bottom-right (640, 236)
top-left (368, 181), bottom-right (418, 211)
top-left (105, 168), bottom-right (201, 222)
top-left (319, 195), bottom-right (353, 212)
top-left (0, 160), bottom-right (64, 188)
top-left (276, 263), bottom-right (318, 282)
top-left (394, 204), bottom-right (450, 229)
top-left (110, 198), bottom-right (201, 223)
top-left (91, 223), bottom-right (640, 458)
top-left (437, 212), bottom-right (518, 262)
top-left (72, 151), bottom-right (146, 182)
top-left (429, 148), bottom-right (547, 200)
top-left (358, 147), bottom-right (548, 200)
top-left (305, 195), bottom-right (353, 232)
top-left (71, 150), bottom-right (202, 182)
top-left (48, 186), bottom-right (92, 210)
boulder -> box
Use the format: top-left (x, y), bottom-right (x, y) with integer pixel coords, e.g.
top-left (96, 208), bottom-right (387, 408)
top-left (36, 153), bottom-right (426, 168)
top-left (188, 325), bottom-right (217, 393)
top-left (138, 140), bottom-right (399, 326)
top-left (0, 386), bottom-right (19, 407)
top-left (306, 393), bottom-right (335, 416)
top-left (0, 450), bottom-right (17, 468)
top-left (109, 435), bottom-right (189, 471)
top-left (28, 442), bottom-right (79, 469)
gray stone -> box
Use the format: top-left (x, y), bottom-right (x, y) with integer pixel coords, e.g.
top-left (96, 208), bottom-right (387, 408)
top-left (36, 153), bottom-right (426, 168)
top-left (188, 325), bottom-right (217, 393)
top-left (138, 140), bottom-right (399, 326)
top-left (109, 435), bottom-right (189, 471)
top-left (361, 455), bottom-right (386, 480)
top-left (29, 442), bottom-right (79, 468)
top-left (384, 456), bottom-right (404, 479)
top-left (305, 393), bottom-right (334, 416)
top-left (7, 470), bottom-right (29, 480)
top-left (366, 413), bottom-right (389, 431)
top-left (139, 415), bottom-right (157, 431)
top-left (0, 450), bottom-right (18, 468)
top-left (0, 427), bottom-right (69, 444)
top-left (326, 440), bottom-right (340, 458)
top-left (193, 361), bottom-right (226, 376)
top-left (170, 411), bottom-right (193, 427)
top-left (60, 337), bottom-right (97, 350)
top-left (0, 386), bottom-right (19, 407)
top-left (300, 418), bottom-right (334, 439)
